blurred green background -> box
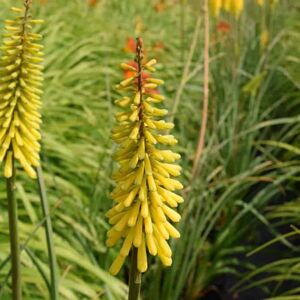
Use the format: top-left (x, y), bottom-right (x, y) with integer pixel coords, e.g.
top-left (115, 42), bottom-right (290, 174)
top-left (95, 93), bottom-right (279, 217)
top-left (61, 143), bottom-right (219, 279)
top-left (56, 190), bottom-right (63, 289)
top-left (0, 0), bottom-right (300, 299)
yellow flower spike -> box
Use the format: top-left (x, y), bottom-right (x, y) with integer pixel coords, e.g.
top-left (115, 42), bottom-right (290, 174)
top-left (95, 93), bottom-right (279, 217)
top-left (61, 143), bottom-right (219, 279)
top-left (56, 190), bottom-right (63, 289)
top-left (210, 0), bottom-right (222, 17)
top-left (107, 38), bottom-right (183, 276)
top-left (0, 4), bottom-right (43, 179)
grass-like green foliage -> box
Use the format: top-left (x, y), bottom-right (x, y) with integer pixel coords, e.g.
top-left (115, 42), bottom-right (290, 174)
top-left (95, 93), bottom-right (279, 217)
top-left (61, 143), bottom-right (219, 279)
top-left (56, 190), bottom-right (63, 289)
top-left (0, 0), bottom-right (299, 299)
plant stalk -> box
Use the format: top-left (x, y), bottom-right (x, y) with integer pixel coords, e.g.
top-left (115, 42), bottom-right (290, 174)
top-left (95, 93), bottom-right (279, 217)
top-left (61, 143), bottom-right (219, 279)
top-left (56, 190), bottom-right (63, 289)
top-left (128, 247), bottom-right (141, 300)
top-left (191, 0), bottom-right (210, 178)
top-left (36, 166), bottom-right (59, 300)
top-left (179, 0), bottom-right (186, 62)
top-left (7, 157), bottom-right (22, 300)
top-left (127, 38), bottom-right (143, 300)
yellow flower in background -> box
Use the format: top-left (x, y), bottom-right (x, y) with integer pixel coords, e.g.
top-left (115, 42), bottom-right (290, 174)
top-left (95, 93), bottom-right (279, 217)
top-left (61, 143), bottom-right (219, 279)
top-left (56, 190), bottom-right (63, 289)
top-left (230, 0), bottom-right (244, 18)
top-left (0, 5), bottom-right (44, 179)
top-left (256, 0), bottom-right (278, 8)
top-left (222, 0), bottom-right (231, 11)
top-left (260, 30), bottom-right (269, 48)
top-left (270, 0), bottom-right (278, 8)
top-left (210, 0), bottom-right (222, 17)
top-left (106, 38), bottom-right (183, 275)
top-left (210, 0), bottom-right (245, 18)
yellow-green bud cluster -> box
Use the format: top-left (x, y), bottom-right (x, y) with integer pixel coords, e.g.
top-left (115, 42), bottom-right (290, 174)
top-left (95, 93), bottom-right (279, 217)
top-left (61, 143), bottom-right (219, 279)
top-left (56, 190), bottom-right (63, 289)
top-left (106, 40), bottom-right (184, 275)
top-left (0, 6), bottom-right (44, 179)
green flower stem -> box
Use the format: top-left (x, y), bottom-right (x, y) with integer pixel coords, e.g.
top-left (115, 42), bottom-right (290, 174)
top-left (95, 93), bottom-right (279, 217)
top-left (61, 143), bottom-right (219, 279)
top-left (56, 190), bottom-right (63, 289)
top-left (36, 166), bottom-right (59, 300)
top-left (128, 247), bottom-right (141, 300)
top-left (128, 40), bottom-right (142, 300)
top-left (7, 157), bottom-right (22, 300)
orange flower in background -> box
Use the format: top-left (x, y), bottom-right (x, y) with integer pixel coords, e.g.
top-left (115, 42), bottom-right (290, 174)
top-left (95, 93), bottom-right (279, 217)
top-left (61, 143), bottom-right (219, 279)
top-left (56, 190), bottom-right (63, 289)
top-left (152, 41), bottom-right (165, 52)
top-left (154, 0), bottom-right (168, 12)
top-left (87, 0), bottom-right (98, 6)
top-left (123, 37), bottom-right (165, 57)
top-left (38, 0), bottom-right (48, 4)
top-left (217, 21), bottom-right (231, 33)
top-left (123, 37), bottom-right (137, 54)
top-left (153, 0), bottom-right (178, 12)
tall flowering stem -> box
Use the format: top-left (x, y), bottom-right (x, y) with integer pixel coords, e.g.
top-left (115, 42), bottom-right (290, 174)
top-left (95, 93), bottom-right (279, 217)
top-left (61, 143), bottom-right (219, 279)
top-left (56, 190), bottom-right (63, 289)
top-left (128, 247), bottom-right (141, 300)
top-left (127, 38), bottom-right (144, 300)
top-left (0, 1), bottom-right (44, 299)
top-left (106, 38), bottom-right (184, 291)
top-left (191, 0), bottom-right (210, 179)
top-left (6, 157), bottom-right (21, 300)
